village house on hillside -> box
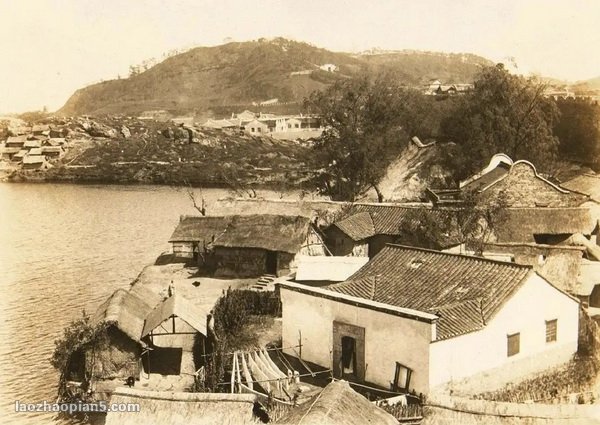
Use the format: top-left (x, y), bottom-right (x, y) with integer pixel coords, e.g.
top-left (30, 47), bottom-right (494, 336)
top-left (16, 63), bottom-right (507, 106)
top-left (200, 110), bottom-right (322, 140)
top-left (325, 205), bottom-right (460, 258)
top-left (279, 245), bottom-right (580, 394)
top-left (169, 214), bottom-right (328, 277)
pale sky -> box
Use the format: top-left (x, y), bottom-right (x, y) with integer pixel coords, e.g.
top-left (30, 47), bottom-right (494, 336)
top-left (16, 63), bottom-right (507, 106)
top-left (0, 0), bottom-right (599, 113)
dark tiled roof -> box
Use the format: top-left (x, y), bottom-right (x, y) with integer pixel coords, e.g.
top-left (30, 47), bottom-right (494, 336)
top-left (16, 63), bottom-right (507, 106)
top-left (168, 216), bottom-right (231, 243)
top-left (328, 245), bottom-right (532, 340)
top-left (334, 211), bottom-right (375, 241)
top-left (332, 204), bottom-right (461, 248)
top-left (461, 162), bottom-right (511, 192)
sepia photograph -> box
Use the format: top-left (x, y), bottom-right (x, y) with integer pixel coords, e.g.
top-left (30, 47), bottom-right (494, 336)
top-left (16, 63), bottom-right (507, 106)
top-left (1, 0), bottom-right (600, 423)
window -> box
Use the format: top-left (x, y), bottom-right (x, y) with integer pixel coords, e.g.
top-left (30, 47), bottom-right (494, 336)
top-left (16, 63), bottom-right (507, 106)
top-left (546, 319), bottom-right (557, 343)
top-left (507, 333), bottom-right (520, 357)
top-left (392, 362), bottom-right (413, 392)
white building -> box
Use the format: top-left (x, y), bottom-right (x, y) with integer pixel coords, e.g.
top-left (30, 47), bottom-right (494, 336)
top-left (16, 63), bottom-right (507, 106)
top-left (279, 244), bottom-right (580, 394)
top-left (320, 64), bottom-right (338, 72)
top-left (243, 119), bottom-right (269, 134)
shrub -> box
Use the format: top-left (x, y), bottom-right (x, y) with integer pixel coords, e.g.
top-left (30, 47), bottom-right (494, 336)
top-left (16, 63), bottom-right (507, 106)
top-left (51, 310), bottom-right (109, 400)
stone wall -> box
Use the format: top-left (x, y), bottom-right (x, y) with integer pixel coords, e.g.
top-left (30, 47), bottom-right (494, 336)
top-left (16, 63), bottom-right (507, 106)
top-left (482, 162), bottom-right (586, 208)
top-left (483, 244), bottom-right (583, 293)
top-left (423, 394), bottom-right (600, 425)
top-left (214, 247), bottom-right (266, 277)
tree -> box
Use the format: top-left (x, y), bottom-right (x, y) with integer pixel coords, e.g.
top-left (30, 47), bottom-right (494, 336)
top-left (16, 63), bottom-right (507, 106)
top-left (440, 64), bottom-right (560, 180)
top-left (399, 191), bottom-right (507, 254)
top-left (305, 74), bottom-right (427, 202)
top-left (554, 98), bottom-right (600, 166)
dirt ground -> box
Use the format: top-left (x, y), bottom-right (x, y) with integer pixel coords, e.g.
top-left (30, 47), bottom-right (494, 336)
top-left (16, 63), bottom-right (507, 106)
top-left (129, 263), bottom-right (257, 313)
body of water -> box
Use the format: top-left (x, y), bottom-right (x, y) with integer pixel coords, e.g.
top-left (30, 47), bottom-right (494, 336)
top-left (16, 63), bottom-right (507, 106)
top-left (0, 183), bottom-right (268, 424)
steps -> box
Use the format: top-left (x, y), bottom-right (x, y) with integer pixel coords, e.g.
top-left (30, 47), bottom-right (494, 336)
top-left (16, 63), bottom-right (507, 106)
top-left (251, 274), bottom-right (277, 291)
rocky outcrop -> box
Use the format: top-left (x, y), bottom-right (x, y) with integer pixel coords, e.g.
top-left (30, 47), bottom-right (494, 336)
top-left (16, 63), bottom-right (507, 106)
top-left (88, 122), bottom-right (118, 138)
top-left (120, 126), bottom-right (131, 139)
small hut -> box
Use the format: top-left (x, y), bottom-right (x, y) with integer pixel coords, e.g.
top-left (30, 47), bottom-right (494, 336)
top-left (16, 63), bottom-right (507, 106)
top-left (106, 389), bottom-right (257, 425)
top-left (140, 294), bottom-right (208, 377)
top-left (169, 216), bottom-right (232, 262)
top-left (86, 289), bottom-right (153, 381)
top-left (213, 214), bottom-right (327, 277)
top-left (276, 380), bottom-right (397, 425)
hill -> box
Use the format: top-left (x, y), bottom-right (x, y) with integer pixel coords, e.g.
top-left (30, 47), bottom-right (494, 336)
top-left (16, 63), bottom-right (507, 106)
top-left (571, 75), bottom-right (600, 93)
top-left (58, 38), bottom-right (493, 117)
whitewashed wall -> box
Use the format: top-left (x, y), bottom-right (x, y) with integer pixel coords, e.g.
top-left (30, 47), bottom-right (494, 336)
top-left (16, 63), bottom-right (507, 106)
top-left (429, 273), bottom-right (579, 389)
top-left (280, 287), bottom-right (434, 393)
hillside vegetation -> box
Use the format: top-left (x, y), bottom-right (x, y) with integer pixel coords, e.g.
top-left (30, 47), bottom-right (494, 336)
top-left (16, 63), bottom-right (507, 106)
top-left (58, 38), bottom-right (492, 116)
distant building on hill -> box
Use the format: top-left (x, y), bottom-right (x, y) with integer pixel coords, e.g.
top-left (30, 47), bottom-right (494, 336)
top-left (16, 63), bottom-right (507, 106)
top-left (244, 119), bottom-right (269, 134)
top-left (320, 64), bottom-right (338, 72)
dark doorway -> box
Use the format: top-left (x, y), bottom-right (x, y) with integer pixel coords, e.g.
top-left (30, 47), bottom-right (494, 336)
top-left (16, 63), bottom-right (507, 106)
top-left (192, 243), bottom-right (199, 262)
top-left (265, 250), bottom-right (278, 275)
top-left (67, 349), bottom-right (86, 381)
top-left (341, 336), bottom-right (357, 377)
top-left (590, 284), bottom-right (600, 307)
top-left (142, 347), bottom-right (183, 375)
top-left (332, 321), bottom-right (365, 381)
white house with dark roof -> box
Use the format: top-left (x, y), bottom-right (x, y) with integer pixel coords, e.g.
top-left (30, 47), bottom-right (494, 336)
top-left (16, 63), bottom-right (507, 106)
top-left (278, 245), bottom-right (580, 394)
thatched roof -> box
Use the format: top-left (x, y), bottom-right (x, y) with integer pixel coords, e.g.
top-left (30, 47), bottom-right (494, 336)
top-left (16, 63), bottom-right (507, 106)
top-left (93, 289), bottom-right (153, 341)
top-left (496, 208), bottom-right (599, 242)
top-left (561, 173), bottom-right (600, 203)
top-left (276, 380), bottom-right (397, 425)
top-left (141, 294), bottom-right (209, 337)
top-left (328, 245), bottom-right (532, 340)
top-left (214, 214), bottom-right (312, 253)
top-left (106, 388), bottom-right (256, 425)
top-left (168, 215), bottom-right (232, 243)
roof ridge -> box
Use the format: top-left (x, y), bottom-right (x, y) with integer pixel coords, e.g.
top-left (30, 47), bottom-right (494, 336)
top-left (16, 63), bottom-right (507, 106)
top-left (429, 297), bottom-right (483, 311)
top-left (370, 275), bottom-right (377, 300)
top-left (382, 243), bottom-right (534, 269)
